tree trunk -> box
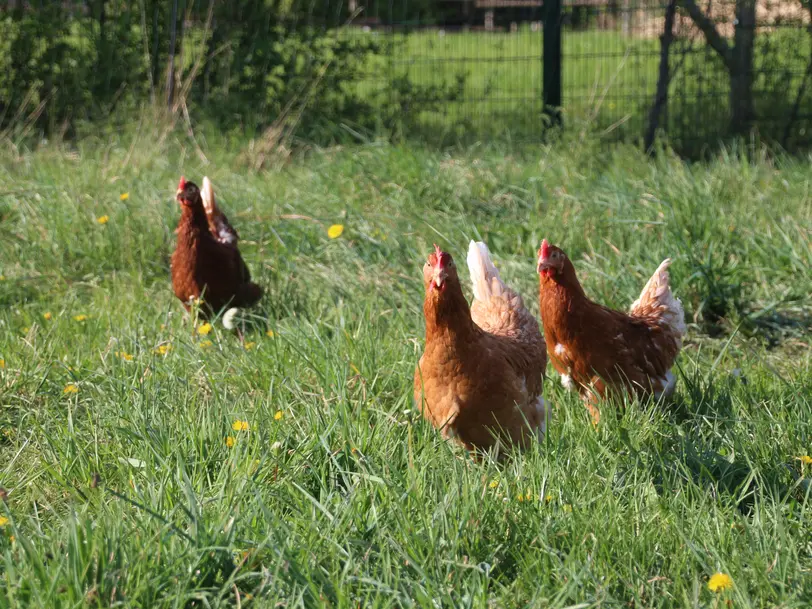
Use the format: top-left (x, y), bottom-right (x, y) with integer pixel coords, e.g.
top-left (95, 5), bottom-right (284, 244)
top-left (782, 5), bottom-right (812, 147)
top-left (151, 1), bottom-right (160, 93)
top-left (166, 0), bottom-right (178, 108)
top-left (680, 0), bottom-right (757, 138)
top-left (97, 0), bottom-right (107, 98)
top-left (644, 0), bottom-right (677, 153)
top-left (729, 0), bottom-right (756, 135)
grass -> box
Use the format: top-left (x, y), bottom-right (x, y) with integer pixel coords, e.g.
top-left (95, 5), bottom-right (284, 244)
top-left (0, 124), bottom-right (811, 607)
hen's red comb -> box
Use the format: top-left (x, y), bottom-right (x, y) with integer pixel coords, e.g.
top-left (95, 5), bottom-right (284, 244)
top-left (177, 176), bottom-right (187, 191)
top-left (540, 239), bottom-right (550, 259)
top-left (431, 244), bottom-right (449, 268)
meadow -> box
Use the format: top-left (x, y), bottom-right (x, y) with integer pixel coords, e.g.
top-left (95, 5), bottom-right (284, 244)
top-left (0, 124), bottom-right (811, 607)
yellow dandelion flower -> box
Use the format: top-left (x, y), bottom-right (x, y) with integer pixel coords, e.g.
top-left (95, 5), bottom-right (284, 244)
top-left (0, 359), bottom-right (5, 369)
top-left (708, 572), bottom-right (733, 593)
top-left (197, 323), bottom-right (212, 336)
top-left (225, 436), bottom-right (235, 448)
top-left (43, 312), bottom-right (52, 320)
top-left (327, 224), bottom-right (344, 239)
top-left (274, 410), bottom-right (283, 421)
top-left (22, 327), bottom-right (30, 334)
top-left (115, 351), bottom-right (133, 361)
top-left (232, 420), bottom-right (250, 432)
top-left (489, 479), bottom-right (499, 489)
top-left (97, 215), bottom-right (109, 224)
top-left (266, 330), bottom-right (274, 338)
top-left (154, 344), bottom-right (171, 356)
top-left (244, 341), bottom-right (256, 351)
top-left (63, 383), bottom-right (79, 395)
top-left (0, 516), bottom-right (8, 527)
top-left (516, 494), bottom-right (524, 502)
top-left (562, 504), bottom-right (573, 513)
top-left (199, 340), bottom-right (213, 349)
top-left (526, 491), bottom-right (533, 501)
top-left (797, 456), bottom-right (812, 465)
top-left (120, 193), bottom-right (129, 201)
top-left (74, 314), bottom-right (88, 322)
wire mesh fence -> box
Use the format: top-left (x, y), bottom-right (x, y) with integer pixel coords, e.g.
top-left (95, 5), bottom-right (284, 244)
top-left (354, 0), bottom-right (812, 152)
top-left (1, 0), bottom-right (810, 153)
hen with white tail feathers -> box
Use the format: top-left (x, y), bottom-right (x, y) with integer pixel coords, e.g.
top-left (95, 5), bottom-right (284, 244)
top-left (171, 176), bottom-right (263, 323)
top-left (413, 241), bottom-right (548, 453)
top-left (537, 239), bottom-right (685, 424)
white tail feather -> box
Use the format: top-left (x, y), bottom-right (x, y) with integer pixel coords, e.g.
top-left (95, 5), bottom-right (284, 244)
top-left (201, 176), bottom-right (215, 213)
top-left (630, 259), bottom-right (687, 340)
top-left (467, 240), bottom-right (505, 304)
top-left (222, 307), bottom-right (240, 330)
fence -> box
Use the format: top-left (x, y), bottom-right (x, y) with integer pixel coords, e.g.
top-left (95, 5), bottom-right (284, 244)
top-left (1, 1), bottom-right (810, 153)
top-left (355, 0), bottom-right (812, 152)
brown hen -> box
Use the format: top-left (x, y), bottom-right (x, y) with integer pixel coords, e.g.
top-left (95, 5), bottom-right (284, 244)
top-left (537, 239), bottom-right (686, 424)
top-left (170, 176), bottom-right (262, 320)
top-left (414, 241), bottom-right (548, 453)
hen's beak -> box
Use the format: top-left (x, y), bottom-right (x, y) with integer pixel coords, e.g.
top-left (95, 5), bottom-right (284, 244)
top-left (538, 253), bottom-right (563, 276)
top-left (432, 267), bottom-right (447, 289)
top-left (537, 238), bottom-right (555, 274)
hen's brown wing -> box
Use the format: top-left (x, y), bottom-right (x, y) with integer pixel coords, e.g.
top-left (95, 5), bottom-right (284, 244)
top-left (561, 304), bottom-right (678, 398)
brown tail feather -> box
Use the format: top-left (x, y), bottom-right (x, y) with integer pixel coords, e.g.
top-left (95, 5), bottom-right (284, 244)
top-left (235, 282), bottom-right (263, 308)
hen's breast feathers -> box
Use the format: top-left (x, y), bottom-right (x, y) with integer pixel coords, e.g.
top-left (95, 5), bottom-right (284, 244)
top-left (171, 210), bottom-right (261, 313)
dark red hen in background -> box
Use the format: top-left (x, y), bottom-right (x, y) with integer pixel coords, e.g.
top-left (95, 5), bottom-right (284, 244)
top-left (170, 176), bottom-right (262, 321)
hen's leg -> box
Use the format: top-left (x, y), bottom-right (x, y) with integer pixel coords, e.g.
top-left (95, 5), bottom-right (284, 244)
top-left (582, 379), bottom-right (606, 427)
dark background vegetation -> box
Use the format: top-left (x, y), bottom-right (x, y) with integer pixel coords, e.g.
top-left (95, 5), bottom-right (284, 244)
top-left (0, 0), bottom-right (811, 153)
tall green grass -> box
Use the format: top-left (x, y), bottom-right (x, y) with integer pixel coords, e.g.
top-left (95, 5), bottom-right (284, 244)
top-left (0, 126), bottom-right (810, 607)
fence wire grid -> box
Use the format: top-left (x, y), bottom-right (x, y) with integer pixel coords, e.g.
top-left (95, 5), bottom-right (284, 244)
top-left (353, 0), bottom-right (812, 152)
top-left (1, 0), bottom-right (810, 153)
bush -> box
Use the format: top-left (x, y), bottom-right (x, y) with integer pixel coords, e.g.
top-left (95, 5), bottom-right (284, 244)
top-left (0, 1), bottom-right (387, 143)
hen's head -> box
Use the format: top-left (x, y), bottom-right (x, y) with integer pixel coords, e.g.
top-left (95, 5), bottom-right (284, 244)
top-left (537, 239), bottom-right (572, 281)
top-left (423, 242), bottom-right (466, 297)
top-left (176, 176), bottom-right (202, 208)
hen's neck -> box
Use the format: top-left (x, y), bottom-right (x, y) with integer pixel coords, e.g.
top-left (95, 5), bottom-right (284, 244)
top-left (539, 275), bottom-right (588, 338)
top-left (177, 206), bottom-right (209, 241)
top-left (424, 284), bottom-right (478, 348)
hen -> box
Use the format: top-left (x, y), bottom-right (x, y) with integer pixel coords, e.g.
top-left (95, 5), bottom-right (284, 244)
top-left (171, 176), bottom-right (262, 320)
top-left (414, 241), bottom-right (549, 453)
top-left (537, 239), bottom-right (686, 424)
